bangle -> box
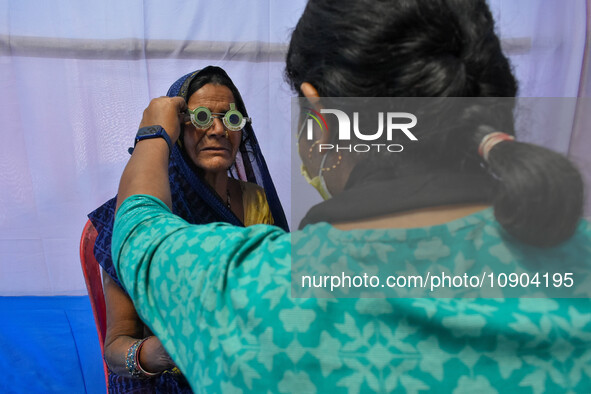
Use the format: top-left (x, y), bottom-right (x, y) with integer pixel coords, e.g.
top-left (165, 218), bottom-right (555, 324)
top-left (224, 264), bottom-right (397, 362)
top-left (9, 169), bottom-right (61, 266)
top-left (125, 337), bottom-right (160, 379)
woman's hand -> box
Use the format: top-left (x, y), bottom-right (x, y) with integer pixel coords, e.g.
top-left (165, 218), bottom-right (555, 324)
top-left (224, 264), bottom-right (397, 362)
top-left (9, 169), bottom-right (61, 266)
top-left (102, 272), bottom-right (177, 377)
top-left (139, 96), bottom-right (187, 144)
top-left (117, 96), bottom-right (186, 211)
top-left (138, 336), bottom-right (177, 373)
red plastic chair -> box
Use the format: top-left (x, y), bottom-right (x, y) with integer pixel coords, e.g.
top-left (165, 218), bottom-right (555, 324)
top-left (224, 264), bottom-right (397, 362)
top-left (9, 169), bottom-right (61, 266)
top-left (79, 219), bottom-right (109, 391)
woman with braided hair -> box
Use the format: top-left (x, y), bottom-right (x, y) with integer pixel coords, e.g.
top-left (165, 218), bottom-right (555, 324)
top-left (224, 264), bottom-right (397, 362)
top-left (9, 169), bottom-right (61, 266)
top-left (109, 1), bottom-right (590, 392)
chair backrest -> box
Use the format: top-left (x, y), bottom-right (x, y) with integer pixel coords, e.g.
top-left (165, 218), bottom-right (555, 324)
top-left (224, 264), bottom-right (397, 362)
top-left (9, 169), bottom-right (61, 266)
top-left (79, 219), bottom-right (109, 390)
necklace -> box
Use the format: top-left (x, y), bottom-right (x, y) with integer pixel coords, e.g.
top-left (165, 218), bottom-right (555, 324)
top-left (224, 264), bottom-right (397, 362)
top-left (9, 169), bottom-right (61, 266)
top-left (226, 188), bottom-right (231, 209)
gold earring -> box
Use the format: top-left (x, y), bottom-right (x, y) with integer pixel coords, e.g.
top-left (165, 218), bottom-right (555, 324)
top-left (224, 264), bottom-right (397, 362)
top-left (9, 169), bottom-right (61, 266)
top-left (308, 141), bottom-right (342, 171)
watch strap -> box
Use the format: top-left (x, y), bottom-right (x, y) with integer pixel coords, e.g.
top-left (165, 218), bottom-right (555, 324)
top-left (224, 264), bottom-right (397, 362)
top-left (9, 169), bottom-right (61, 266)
top-left (134, 125), bottom-right (173, 155)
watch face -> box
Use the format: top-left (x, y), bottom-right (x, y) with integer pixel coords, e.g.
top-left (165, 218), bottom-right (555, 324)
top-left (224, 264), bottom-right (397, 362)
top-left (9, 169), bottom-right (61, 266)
top-left (137, 126), bottom-right (161, 138)
top-left (134, 125), bottom-right (171, 154)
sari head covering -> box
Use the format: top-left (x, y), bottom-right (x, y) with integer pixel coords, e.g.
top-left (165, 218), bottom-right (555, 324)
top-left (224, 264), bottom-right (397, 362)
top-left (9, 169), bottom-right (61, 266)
top-left (89, 66), bottom-right (289, 288)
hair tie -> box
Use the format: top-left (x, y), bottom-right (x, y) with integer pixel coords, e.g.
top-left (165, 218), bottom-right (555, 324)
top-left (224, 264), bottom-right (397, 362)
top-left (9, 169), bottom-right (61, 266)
top-left (478, 132), bottom-right (515, 162)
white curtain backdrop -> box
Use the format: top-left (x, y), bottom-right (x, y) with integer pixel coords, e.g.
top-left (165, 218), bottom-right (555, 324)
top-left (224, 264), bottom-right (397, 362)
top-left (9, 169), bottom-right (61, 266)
top-left (0, 0), bottom-right (588, 295)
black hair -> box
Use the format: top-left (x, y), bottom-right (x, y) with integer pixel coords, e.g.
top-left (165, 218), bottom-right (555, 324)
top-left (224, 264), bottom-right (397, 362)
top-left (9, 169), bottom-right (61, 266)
top-left (285, 0), bottom-right (584, 246)
top-left (185, 67), bottom-right (245, 107)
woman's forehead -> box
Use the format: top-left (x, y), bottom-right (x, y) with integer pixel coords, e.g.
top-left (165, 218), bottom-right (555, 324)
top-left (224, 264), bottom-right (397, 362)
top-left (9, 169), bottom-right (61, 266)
top-left (187, 84), bottom-right (235, 110)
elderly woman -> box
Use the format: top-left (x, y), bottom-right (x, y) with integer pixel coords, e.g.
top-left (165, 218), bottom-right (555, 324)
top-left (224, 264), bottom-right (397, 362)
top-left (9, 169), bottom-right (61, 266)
top-left (109, 0), bottom-right (590, 392)
top-left (88, 66), bottom-right (288, 392)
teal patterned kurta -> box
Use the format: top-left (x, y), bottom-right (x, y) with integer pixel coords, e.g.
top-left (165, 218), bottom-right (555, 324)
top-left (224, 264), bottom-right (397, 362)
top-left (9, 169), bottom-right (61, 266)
top-left (113, 195), bottom-right (591, 393)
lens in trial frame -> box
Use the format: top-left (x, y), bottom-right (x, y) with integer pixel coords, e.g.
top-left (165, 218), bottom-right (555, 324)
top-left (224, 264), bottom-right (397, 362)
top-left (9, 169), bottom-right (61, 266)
top-left (189, 107), bottom-right (214, 129)
top-left (223, 103), bottom-right (247, 132)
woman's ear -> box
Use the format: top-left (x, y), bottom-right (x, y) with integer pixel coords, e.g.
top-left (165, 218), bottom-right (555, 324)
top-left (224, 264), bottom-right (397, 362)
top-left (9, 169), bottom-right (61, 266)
top-left (300, 82), bottom-right (331, 144)
top-left (300, 82), bottom-right (319, 101)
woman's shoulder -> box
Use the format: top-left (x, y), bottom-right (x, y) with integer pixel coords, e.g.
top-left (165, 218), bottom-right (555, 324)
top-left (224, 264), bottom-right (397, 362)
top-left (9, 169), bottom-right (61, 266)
top-left (238, 179), bottom-right (270, 206)
top-left (88, 196), bottom-right (124, 287)
top-left (238, 179), bottom-right (265, 195)
top-left (237, 180), bottom-right (274, 226)
top-left (569, 217), bottom-right (591, 250)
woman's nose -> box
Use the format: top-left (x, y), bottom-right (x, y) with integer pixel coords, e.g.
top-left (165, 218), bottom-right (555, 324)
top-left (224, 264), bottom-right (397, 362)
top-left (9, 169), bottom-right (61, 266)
top-left (206, 117), bottom-right (226, 137)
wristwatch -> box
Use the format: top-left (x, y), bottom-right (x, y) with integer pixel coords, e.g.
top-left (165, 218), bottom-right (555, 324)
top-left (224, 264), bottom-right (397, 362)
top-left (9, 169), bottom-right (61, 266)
top-left (133, 125), bottom-right (172, 155)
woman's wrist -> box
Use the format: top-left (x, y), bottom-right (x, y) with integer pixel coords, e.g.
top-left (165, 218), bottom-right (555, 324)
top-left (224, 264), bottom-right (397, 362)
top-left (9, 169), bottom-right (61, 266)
top-left (125, 337), bottom-right (160, 379)
top-left (138, 335), bottom-right (176, 374)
